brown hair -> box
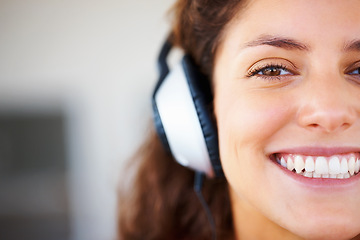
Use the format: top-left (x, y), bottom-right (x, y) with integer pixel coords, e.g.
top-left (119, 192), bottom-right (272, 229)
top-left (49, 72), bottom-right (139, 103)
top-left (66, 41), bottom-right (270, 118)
top-left (172, 0), bottom-right (242, 76)
top-left (118, 0), bottom-right (243, 239)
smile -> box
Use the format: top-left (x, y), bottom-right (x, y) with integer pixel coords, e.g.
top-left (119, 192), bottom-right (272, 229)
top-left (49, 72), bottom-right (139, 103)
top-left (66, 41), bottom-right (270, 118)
top-left (273, 153), bottom-right (360, 179)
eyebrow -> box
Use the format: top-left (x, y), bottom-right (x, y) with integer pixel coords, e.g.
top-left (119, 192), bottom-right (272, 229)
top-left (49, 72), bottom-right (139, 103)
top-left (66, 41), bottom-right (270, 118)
top-left (243, 35), bottom-right (310, 51)
top-left (343, 39), bottom-right (360, 52)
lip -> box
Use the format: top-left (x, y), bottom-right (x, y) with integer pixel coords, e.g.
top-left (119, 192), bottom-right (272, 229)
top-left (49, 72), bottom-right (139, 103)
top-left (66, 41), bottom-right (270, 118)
top-left (268, 146), bottom-right (360, 190)
top-left (268, 146), bottom-right (360, 157)
top-left (274, 162), bottom-right (360, 190)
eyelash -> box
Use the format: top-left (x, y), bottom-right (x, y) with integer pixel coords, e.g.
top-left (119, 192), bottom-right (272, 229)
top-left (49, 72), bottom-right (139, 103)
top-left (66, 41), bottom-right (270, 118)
top-left (246, 63), bottom-right (291, 81)
top-left (345, 67), bottom-right (360, 84)
top-left (245, 62), bottom-right (360, 83)
top-left (347, 67), bottom-right (360, 75)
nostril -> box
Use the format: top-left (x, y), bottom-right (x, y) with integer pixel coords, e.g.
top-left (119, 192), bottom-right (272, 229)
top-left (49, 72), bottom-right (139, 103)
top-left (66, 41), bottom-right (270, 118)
top-left (298, 109), bottom-right (356, 132)
top-left (296, 93), bottom-right (358, 133)
top-left (339, 122), bottom-right (352, 131)
top-left (308, 123), bottom-right (319, 128)
top-left (306, 122), bottom-right (352, 132)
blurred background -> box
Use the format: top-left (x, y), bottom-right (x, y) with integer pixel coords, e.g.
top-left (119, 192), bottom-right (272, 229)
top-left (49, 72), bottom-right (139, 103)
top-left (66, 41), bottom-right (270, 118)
top-left (0, 0), bottom-right (175, 239)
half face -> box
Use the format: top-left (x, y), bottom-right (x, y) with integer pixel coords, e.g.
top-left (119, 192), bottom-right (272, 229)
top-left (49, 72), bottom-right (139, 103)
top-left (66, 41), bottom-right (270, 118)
top-left (213, 0), bottom-right (360, 239)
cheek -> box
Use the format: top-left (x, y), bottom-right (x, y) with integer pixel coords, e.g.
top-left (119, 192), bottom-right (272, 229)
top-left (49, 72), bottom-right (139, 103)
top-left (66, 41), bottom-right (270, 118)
top-left (214, 90), bottom-right (294, 196)
top-left (216, 92), bottom-right (293, 160)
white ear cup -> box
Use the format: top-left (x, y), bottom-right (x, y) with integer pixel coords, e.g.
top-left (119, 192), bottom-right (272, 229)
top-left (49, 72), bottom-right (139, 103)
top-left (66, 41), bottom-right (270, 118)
top-left (154, 62), bottom-right (214, 176)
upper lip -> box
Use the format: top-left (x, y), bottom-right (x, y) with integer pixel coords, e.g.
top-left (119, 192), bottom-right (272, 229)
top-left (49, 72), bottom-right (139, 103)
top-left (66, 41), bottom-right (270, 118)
top-left (268, 146), bottom-right (360, 157)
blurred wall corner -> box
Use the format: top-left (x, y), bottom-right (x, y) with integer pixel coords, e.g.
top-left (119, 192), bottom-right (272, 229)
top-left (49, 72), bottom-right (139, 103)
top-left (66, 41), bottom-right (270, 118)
top-left (0, 108), bottom-right (71, 240)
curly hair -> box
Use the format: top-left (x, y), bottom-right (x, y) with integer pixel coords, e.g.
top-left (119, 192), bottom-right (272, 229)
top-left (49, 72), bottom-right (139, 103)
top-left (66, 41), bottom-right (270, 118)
top-left (118, 1), bottom-right (243, 239)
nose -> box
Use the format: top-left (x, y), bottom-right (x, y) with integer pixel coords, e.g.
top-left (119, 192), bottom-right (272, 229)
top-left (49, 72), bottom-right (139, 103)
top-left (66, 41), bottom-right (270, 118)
top-left (296, 79), bottom-right (358, 133)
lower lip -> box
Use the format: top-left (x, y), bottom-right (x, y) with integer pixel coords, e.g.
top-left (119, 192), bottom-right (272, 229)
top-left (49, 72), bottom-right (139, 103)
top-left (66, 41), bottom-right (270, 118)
top-left (270, 157), bottom-right (360, 190)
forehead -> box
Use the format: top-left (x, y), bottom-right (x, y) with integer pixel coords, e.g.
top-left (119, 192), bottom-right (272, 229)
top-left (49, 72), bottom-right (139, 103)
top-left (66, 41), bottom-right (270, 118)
top-left (239, 0), bottom-right (360, 23)
top-left (223, 0), bottom-right (360, 49)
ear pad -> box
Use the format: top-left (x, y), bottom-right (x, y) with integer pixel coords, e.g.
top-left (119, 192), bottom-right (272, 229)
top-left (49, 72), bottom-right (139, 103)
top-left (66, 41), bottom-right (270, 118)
top-left (152, 55), bottom-right (223, 177)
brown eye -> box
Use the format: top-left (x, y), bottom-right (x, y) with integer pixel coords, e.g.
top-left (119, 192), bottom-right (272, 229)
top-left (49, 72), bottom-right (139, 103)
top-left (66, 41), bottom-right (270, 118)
top-left (247, 63), bottom-right (294, 80)
top-left (261, 67), bottom-right (282, 76)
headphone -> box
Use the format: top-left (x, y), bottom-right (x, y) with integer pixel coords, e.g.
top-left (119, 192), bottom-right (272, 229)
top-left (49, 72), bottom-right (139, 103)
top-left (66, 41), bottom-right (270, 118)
top-left (152, 37), bottom-right (223, 178)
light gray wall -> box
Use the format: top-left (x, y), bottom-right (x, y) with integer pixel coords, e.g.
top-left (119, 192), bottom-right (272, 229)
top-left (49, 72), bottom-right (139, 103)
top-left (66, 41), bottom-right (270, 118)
top-left (0, 0), bottom-right (175, 239)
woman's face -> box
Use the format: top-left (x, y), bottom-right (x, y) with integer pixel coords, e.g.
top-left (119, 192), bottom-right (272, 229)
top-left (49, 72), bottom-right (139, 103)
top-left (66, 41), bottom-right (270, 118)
top-left (214, 0), bottom-right (360, 239)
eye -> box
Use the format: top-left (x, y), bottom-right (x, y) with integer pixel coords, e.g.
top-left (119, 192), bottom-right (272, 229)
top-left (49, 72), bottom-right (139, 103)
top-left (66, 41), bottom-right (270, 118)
top-left (347, 67), bottom-right (360, 75)
top-left (258, 66), bottom-right (290, 76)
top-left (247, 64), bottom-right (293, 79)
top-left (345, 63), bottom-right (360, 84)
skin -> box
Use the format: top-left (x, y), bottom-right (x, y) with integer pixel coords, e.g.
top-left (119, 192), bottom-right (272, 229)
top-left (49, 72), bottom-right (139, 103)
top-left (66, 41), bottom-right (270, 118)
top-left (213, 1), bottom-right (360, 239)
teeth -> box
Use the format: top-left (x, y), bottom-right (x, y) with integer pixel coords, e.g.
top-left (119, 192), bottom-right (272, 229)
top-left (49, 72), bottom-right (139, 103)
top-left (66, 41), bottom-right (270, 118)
top-left (349, 157), bottom-right (355, 176)
top-left (294, 155), bottom-right (305, 173)
top-left (303, 171), bottom-right (313, 178)
top-left (287, 156), bottom-right (294, 171)
top-left (315, 157), bottom-right (328, 174)
top-left (328, 156), bottom-right (340, 174)
top-left (355, 159), bottom-right (360, 173)
top-left (275, 153), bottom-right (360, 179)
top-left (340, 157), bottom-right (348, 174)
top-left (280, 157), bottom-right (287, 168)
top-left (305, 156), bottom-right (315, 172)
top-left (313, 172), bottom-right (321, 178)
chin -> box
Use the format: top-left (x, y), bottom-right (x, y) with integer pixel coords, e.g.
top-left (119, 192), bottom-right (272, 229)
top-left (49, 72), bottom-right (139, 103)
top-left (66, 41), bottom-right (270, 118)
top-left (285, 218), bottom-right (360, 240)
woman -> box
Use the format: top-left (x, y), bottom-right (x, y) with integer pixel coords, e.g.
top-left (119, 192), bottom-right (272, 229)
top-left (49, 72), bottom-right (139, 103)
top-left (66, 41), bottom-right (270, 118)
top-left (119, 0), bottom-right (360, 239)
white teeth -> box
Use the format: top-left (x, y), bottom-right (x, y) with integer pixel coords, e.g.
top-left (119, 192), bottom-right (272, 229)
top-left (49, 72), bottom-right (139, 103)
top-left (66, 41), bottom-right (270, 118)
top-left (276, 153), bottom-right (359, 179)
top-left (315, 157), bottom-right (328, 174)
top-left (305, 156), bottom-right (315, 172)
top-left (349, 157), bottom-right (355, 176)
top-left (355, 159), bottom-right (360, 173)
top-left (287, 156), bottom-right (295, 171)
top-left (294, 155), bottom-right (305, 173)
top-left (280, 157), bottom-right (287, 168)
top-left (337, 173), bottom-right (344, 179)
top-left (328, 156), bottom-right (340, 175)
top-left (313, 172), bottom-right (321, 178)
top-left (340, 157), bottom-right (348, 174)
